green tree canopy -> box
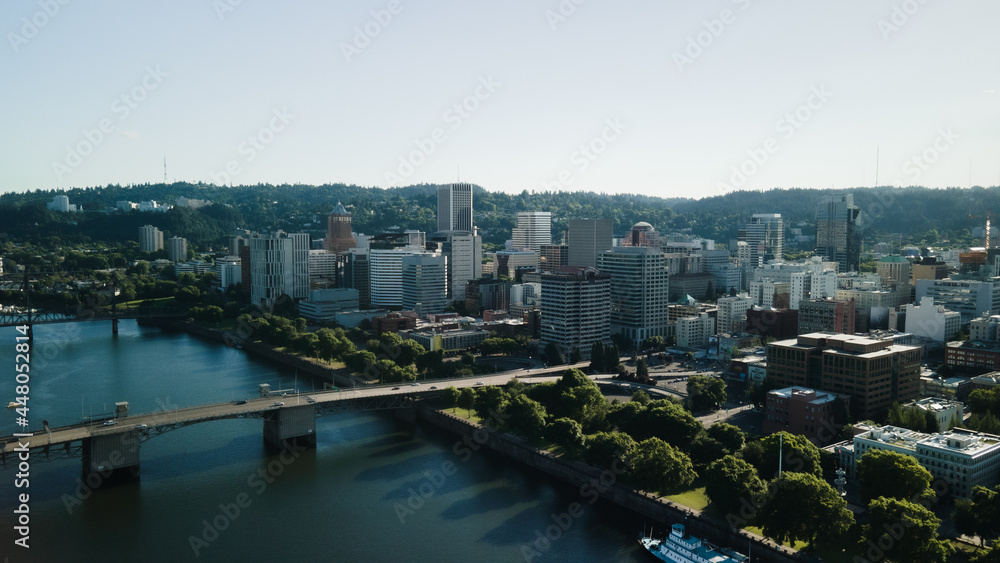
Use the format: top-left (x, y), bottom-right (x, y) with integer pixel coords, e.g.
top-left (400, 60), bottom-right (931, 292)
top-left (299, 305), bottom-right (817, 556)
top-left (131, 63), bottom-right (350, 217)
top-left (738, 432), bottom-right (822, 479)
top-left (584, 431), bottom-right (636, 471)
top-left (864, 497), bottom-right (951, 563)
top-left (756, 472), bottom-right (854, 549)
top-left (858, 449), bottom-right (934, 505)
top-left (505, 394), bottom-right (547, 440)
top-left (703, 455), bottom-right (766, 520)
top-left (627, 437), bottom-right (697, 494)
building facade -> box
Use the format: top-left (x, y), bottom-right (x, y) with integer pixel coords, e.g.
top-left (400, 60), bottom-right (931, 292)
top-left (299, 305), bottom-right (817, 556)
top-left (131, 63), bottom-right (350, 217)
top-left (401, 253), bottom-right (448, 316)
top-left (139, 225), bottom-right (164, 252)
top-left (566, 219), bottom-right (613, 269)
top-left (249, 231), bottom-right (310, 308)
top-left (437, 183), bottom-right (473, 232)
top-left (324, 202), bottom-right (357, 254)
top-left (597, 247), bottom-right (670, 349)
top-left (798, 298), bottom-right (856, 335)
top-left (677, 313), bottom-right (715, 349)
top-left (815, 194), bottom-right (861, 273)
top-left (167, 236), bottom-right (187, 262)
top-left (904, 296), bottom-right (962, 342)
top-left (763, 386), bottom-right (847, 446)
top-left (540, 267), bottom-right (611, 360)
top-left (511, 212), bottom-right (552, 251)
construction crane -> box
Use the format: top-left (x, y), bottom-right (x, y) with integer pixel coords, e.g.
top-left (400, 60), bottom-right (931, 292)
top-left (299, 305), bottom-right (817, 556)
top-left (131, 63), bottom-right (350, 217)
top-left (970, 209), bottom-right (994, 249)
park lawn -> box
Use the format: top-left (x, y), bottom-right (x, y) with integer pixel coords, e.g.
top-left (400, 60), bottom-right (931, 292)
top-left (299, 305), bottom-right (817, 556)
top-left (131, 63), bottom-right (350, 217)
top-left (743, 526), bottom-right (808, 551)
top-left (122, 296), bottom-right (176, 308)
top-left (666, 487), bottom-right (709, 511)
top-left (444, 407), bottom-right (483, 423)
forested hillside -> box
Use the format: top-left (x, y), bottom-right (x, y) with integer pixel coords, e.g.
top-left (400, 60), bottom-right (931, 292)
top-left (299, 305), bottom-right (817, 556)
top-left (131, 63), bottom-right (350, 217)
top-left (0, 182), bottom-right (997, 250)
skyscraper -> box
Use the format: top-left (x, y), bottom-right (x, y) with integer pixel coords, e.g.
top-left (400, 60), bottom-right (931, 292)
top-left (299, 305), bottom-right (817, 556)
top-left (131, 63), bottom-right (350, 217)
top-left (567, 219), bottom-right (613, 268)
top-left (739, 214), bottom-right (783, 268)
top-left (437, 183), bottom-right (473, 232)
top-left (511, 211), bottom-right (552, 251)
top-left (324, 202), bottom-right (357, 254)
top-left (402, 253), bottom-right (448, 316)
top-left (428, 230), bottom-right (482, 302)
top-left (249, 231), bottom-right (310, 308)
top-left (597, 247), bottom-right (669, 349)
top-left (816, 194), bottom-right (861, 273)
top-left (540, 267), bottom-right (610, 361)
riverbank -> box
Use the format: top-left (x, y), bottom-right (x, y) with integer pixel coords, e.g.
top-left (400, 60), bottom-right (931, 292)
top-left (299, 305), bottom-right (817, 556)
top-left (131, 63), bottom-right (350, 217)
top-left (137, 317), bottom-right (358, 387)
top-left (139, 317), bottom-right (803, 560)
top-left (414, 405), bottom-right (805, 563)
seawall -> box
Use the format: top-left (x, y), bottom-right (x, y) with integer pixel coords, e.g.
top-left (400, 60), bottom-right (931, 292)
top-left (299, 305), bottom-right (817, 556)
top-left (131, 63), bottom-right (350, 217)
top-left (415, 405), bottom-right (805, 563)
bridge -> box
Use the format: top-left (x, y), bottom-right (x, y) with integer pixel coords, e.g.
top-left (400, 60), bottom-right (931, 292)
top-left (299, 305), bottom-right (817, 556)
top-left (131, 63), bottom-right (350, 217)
top-left (0, 271), bottom-right (185, 332)
top-left (0, 373), bottom-right (611, 487)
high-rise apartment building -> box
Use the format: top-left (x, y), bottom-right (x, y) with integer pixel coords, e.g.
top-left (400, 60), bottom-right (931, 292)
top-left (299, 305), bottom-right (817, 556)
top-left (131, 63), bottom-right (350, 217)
top-left (249, 231), bottom-right (310, 308)
top-left (402, 253), bottom-right (448, 316)
top-left (766, 333), bottom-right (921, 419)
top-left (739, 214), bottom-right (783, 268)
top-left (167, 236), bottom-right (187, 262)
top-left (437, 183), bottom-right (473, 232)
top-left (567, 219), bottom-right (613, 269)
top-left (540, 268), bottom-right (611, 361)
top-left (325, 202), bottom-right (357, 254)
top-left (597, 247), bottom-right (669, 349)
top-left (511, 212), bottom-right (552, 251)
top-left (716, 294), bottom-right (754, 334)
top-left (677, 313), bottom-right (715, 349)
top-left (215, 256), bottom-right (242, 290)
top-left (815, 194), bottom-right (861, 273)
top-left (139, 225), bottom-right (164, 252)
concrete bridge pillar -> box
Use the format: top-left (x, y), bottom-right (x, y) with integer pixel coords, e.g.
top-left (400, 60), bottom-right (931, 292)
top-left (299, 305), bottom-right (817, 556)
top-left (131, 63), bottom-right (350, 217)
top-left (81, 432), bottom-right (141, 488)
top-left (263, 405), bottom-right (316, 451)
top-left (111, 318), bottom-right (119, 335)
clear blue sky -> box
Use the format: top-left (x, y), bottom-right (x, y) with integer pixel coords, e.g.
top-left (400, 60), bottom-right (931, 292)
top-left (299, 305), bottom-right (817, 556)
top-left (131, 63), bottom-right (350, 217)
top-left (2, 0), bottom-right (997, 198)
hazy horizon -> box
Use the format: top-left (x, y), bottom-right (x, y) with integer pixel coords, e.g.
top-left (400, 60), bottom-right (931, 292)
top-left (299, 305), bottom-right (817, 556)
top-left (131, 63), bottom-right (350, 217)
top-left (2, 1), bottom-right (998, 197)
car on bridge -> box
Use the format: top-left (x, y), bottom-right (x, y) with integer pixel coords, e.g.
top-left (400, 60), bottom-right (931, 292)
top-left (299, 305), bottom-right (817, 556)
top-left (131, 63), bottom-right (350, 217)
top-left (273, 401), bottom-right (284, 406)
top-left (236, 400), bottom-right (248, 405)
top-left (103, 420), bottom-right (117, 426)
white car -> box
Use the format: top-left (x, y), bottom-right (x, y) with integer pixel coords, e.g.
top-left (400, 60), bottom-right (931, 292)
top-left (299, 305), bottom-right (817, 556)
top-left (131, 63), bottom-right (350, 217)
top-left (103, 420), bottom-right (117, 426)
top-left (273, 401), bottom-right (284, 406)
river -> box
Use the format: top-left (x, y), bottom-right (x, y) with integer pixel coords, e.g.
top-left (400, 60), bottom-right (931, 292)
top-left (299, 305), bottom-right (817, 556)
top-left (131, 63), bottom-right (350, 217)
top-left (0, 320), bottom-right (649, 562)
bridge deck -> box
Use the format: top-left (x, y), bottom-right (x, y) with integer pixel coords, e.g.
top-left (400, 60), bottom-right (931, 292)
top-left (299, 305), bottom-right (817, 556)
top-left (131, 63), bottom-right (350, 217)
top-left (3, 373), bottom-right (637, 455)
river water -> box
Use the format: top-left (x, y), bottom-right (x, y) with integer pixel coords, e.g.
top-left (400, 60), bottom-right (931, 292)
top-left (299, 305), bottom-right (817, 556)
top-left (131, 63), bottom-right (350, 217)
top-left (0, 320), bottom-right (648, 562)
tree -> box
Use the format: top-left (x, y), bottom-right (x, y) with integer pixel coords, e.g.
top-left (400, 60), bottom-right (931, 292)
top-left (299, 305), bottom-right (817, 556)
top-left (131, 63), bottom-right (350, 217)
top-left (457, 388), bottom-right (477, 417)
top-left (584, 431), bottom-right (636, 470)
top-left (739, 432), bottom-right (822, 479)
top-left (633, 401), bottom-right (703, 447)
top-left (685, 374), bottom-right (726, 412)
top-left (642, 335), bottom-right (666, 353)
top-left (474, 386), bottom-right (510, 421)
top-left (636, 358), bottom-right (649, 380)
top-left (954, 498), bottom-right (982, 546)
top-left (631, 390), bottom-right (650, 405)
top-left (703, 455), bottom-right (766, 519)
top-left (544, 342), bottom-right (565, 366)
top-left (569, 346), bottom-right (582, 364)
top-left (864, 497), bottom-right (951, 563)
top-left (589, 342), bottom-right (605, 372)
top-left (441, 386), bottom-right (460, 411)
top-left (756, 472), bottom-right (854, 549)
top-left (972, 541), bottom-right (1000, 563)
top-left (858, 449), bottom-right (933, 505)
top-left (546, 417), bottom-right (585, 451)
top-left (505, 394), bottom-right (547, 440)
top-left (707, 422), bottom-right (745, 453)
top-left (628, 437), bottom-right (697, 494)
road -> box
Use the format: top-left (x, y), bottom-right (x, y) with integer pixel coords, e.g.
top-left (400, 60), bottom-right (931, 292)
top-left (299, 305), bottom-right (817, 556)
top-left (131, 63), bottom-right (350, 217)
top-left (2, 372), bottom-right (607, 455)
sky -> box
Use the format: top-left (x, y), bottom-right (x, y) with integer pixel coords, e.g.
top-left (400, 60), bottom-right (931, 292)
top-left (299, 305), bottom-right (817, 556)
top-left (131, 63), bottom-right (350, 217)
top-left (1, 0), bottom-right (998, 198)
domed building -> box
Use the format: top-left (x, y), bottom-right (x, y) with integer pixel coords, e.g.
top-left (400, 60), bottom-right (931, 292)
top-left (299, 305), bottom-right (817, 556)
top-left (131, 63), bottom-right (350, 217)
top-left (625, 221), bottom-right (661, 248)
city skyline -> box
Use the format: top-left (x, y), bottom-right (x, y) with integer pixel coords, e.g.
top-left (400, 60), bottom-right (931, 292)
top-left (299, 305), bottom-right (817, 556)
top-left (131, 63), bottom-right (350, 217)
top-left (2, 1), bottom-right (999, 197)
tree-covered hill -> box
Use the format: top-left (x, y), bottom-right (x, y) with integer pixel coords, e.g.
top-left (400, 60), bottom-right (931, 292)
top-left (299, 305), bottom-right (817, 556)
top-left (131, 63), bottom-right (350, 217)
top-left (0, 182), bottom-right (997, 249)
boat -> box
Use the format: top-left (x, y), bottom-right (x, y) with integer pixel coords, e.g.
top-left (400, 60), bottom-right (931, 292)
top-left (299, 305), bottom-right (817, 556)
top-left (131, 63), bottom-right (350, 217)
top-left (639, 523), bottom-right (748, 563)
top-left (7, 402), bottom-right (19, 409)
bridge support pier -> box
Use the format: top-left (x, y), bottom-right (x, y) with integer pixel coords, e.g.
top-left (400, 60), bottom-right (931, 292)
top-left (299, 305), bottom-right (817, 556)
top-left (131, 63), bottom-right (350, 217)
top-left (81, 432), bottom-right (141, 488)
top-left (111, 318), bottom-right (119, 336)
top-left (263, 405), bottom-right (316, 451)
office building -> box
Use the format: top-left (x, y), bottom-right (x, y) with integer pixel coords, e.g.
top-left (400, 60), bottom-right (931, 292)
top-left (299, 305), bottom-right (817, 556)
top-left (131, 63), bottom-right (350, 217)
top-left (539, 244), bottom-right (570, 273)
top-left (298, 289), bottom-right (360, 321)
top-left (495, 250), bottom-right (539, 278)
top-left (138, 225), bottom-right (164, 252)
top-left (511, 212), bottom-right (552, 251)
top-left (833, 425), bottom-right (1000, 498)
top-left (402, 253), bottom-right (448, 316)
top-left (215, 256), bottom-right (242, 290)
top-left (324, 202), bottom-right (357, 254)
top-left (428, 230), bottom-right (482, 302)
top-left (167, 236), bottom-right (187, 262)
top-left (739, 214), bottom-right (783, 268)
top-left (540, 267), bottom-right (611, 361)
top-left (766, 333), bottom-right (921, 419)
top-left (677, 313), bottom-right (715, 349)
top-left (915, 278), bottom-right (1000, 323)
top-left (877, 255), bottom-right (912, 288)
top-left (340, 250), bottom-right (371, 309)
top-left (623, 222), bottom-right (662, 248)
top-left (716, 294), bottom-right (754, 334)
top-left (46, 195), bottom-right (77, 212)
top-left (904, 297), bottom-right (962, 342)
top-left (437, 183), bottom-right (473, 232)
top-left (249, 231), bottom-right (310, 308)
top-left (308, 250), bottom-right (339, 289)
top-left (815, 194), bottom-right (861, 273)
top-left (798, 298), bottom-right (856, 335)
top-left (763, 386), bottom-right (848, 446)
top-left (567, 219), bottom-right (613, 268)
top-left (597, 247), bottom-right (670, 349)
top-left (369, 248), bottom-right (427, 309)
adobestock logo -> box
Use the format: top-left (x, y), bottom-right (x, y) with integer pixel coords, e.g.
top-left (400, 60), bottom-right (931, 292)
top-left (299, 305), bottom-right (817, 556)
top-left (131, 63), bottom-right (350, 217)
top-left (7, 0), bottom-right (71, 54)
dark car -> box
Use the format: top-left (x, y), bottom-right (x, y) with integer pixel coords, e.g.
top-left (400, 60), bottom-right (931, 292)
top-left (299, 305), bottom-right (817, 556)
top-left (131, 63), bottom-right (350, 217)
top-left (392, 387), bottom-right (400, 390)
top-left (236, 400), bottom-right (248, 405)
